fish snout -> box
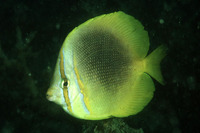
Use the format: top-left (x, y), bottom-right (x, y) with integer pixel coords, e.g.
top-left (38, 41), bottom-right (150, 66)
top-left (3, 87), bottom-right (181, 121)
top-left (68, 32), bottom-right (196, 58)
top-left (46, 88), bottom-right (56, 101)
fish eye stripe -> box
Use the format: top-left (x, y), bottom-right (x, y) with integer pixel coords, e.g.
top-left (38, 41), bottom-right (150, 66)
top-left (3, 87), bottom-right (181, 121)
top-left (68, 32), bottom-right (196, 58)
top-left (59, 49), bottom-right (73, 113)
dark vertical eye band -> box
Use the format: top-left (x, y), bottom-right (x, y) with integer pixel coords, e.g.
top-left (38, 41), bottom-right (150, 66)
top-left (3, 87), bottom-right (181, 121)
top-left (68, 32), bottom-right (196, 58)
top-left (59, 49), bottom-right (72, 113)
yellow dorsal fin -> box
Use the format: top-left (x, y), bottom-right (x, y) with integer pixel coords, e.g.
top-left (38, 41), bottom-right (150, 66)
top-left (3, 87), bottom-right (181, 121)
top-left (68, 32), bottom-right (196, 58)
top-left (68, 11), bottom-right (150, 59)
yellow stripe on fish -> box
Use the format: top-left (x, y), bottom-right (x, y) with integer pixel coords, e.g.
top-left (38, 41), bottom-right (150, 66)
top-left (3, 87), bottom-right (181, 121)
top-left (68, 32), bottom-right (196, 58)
top-left (46, 11), bottom-right (167, 120)
top-left (59, 49), bottom-right (73, 113)
top-left (73, 57), bottom-right (91, 114)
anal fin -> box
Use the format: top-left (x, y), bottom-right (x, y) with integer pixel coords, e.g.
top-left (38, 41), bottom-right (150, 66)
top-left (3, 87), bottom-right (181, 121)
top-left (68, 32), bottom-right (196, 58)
top-left (113, 73), bottom-right (155, 117)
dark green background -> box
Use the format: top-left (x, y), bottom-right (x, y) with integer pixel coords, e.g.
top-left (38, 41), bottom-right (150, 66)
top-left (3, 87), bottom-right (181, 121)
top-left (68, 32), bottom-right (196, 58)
top-left (0, 0), bottom-right (199, 133)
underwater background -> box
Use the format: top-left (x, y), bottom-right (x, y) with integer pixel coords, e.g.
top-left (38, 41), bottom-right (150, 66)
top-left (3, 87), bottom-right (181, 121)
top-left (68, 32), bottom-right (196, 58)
top-left (0, 0), bottom-right (199, 133)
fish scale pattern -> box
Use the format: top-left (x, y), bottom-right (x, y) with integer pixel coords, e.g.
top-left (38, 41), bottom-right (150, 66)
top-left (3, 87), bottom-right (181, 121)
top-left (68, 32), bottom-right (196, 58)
top-left (73, 29), bottom-right (131, 92)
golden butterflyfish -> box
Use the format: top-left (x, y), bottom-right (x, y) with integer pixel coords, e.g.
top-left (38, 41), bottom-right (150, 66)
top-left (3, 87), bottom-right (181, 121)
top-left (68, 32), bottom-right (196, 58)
top-left (46, 11), bottom-right (167, 120)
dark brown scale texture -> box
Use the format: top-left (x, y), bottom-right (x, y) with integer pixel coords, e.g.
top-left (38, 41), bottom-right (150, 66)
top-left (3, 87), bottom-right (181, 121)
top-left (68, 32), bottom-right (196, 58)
top-left (73, 28), bottom-right (132, 91)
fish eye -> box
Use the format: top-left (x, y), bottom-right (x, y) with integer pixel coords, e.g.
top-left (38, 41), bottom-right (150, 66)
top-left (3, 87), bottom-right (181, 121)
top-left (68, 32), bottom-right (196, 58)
top-left (63, 81), bottom-right (68, 87)
top-left (62, 79), bottom-right (69, 88)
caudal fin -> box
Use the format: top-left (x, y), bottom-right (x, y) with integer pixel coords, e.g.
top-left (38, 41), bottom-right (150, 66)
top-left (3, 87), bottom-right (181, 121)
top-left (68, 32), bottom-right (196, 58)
top-left (144, 45), bottom-right (167, 85)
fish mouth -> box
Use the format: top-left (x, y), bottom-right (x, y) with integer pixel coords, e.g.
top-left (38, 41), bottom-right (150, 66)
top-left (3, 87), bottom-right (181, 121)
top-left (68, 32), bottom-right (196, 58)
top-left (46, 87), bottom-right (59, 102)
top-left (46, 87), bottom-right (67, 107)
top-left (46, 89), bottom-right (54, 101)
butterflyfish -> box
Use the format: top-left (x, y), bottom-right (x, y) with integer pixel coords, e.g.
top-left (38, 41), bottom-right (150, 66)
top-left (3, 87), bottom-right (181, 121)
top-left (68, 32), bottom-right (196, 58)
top-left (46, 11), bottom-right (167, 120)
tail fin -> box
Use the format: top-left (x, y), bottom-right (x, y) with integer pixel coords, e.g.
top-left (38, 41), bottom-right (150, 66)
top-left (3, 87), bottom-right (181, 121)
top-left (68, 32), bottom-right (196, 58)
top-left (144, 45), bottom-right (167, 85)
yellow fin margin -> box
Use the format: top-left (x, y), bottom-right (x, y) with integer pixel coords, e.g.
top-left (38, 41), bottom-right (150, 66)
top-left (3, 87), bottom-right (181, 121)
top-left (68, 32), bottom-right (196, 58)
top-left (70, 11), bottom-right (150, 59)
top-left (113, 73), bottom-right (155, 117)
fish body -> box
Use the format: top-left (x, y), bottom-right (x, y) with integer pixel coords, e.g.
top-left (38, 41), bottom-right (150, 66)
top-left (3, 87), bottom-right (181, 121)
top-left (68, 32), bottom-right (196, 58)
top-left (46, 11), bottom-right (166, 120)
